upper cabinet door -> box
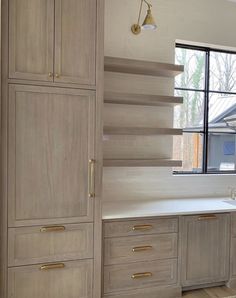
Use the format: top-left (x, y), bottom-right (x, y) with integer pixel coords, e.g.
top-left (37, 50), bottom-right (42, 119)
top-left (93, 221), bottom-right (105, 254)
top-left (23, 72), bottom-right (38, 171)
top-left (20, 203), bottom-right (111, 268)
top-left (9, 0), bottom-right (54, 81)
top-left (54, 0), bottom-right (96, 86)
top-left (8, 85), bottom-right (95, 227)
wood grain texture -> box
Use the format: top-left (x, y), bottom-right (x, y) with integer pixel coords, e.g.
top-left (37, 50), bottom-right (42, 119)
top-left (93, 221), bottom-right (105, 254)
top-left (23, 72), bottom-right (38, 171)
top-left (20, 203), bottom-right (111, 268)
top-left (103, 159), bottom-right (182, 167)
top-left (104, 217), bottom-right (178, 238)
top-left (181, 214), bottom-right (230, 287)
top-left (8, 223), bottom-right (93, 266)
top-left (103, 285), bottom-right (182, 298)
top-left (8, 259), bottom-right (93, 298)
top-left (104, 233), bottom-right (177, 265)
top-left (104, 127), bottom-right (182, 136)
top-left (104, 57), bottom-right (184, 78)
top-left (9, 0), bottom-right (54, 81)
top-left (54, 0), bottom-right (96, 85)
top-left (104, 92), bottom-right (183, 107)
top-left (104, 259), bottom-right (178, 293)
top-left (8, 85), bottom-right (95, 227)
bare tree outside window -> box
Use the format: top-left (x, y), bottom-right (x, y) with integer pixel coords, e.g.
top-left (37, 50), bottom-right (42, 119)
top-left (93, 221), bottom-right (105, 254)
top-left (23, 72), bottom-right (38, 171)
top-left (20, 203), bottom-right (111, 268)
top-left (173, 45), bottom-right (236, 174)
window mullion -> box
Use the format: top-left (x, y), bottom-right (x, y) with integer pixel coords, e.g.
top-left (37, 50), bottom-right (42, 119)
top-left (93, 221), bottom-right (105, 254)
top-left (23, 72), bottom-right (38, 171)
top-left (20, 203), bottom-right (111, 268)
top-left (202, 49), bottom-right (210, 173)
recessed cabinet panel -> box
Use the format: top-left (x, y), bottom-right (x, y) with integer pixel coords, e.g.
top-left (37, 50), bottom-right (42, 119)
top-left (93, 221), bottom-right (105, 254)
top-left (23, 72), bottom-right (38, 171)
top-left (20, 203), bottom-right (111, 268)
top-left (54, 0), bottom-right (96, 85)
top-left (181, 213), bottom-right (230, 287)
top-left (8, 259), bottom-right (93, 298)
top-left (9, 0), bottom-right (54, 81)
top-left (8, 85), bottom-right (95, 227)
top-left (8, 223), bottom-right (93, 266)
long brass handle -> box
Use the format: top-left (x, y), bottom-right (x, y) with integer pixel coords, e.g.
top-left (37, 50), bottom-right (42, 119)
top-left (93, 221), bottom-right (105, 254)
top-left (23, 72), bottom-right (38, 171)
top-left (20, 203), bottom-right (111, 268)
top-left (40, 226), bottom-right (65, 233)
top-left (40, 263), bottom-right (65, 271)
top-left (132, 272), bottom-right (153, 279)
top-left (198, 214), bottom-right (217, 221)
top-left (132, 245), bottom-right (153, 252)
top-left (132, 224), bottom-right (153, 231)
top-left (88, 159), bottom-right (95, 198)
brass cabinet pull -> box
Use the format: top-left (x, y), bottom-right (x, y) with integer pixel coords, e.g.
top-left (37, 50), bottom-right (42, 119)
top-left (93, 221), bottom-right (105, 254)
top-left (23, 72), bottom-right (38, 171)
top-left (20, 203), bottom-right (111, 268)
top-left (132, 272), bottom-right (153, 279)
top-left (132, 224), bottom-right (153, 231)
top-left (40, 263), bottom-right (65, 271)
top-left (88, 159), bottom-right (95, 198)
top-left (48, 72), bottom-right (53, 78)
top-left (40, 226), bottom-right (65, 233)
top-left (132, 245), bottom-right (153, 252)
top-left (198, 214), bottom-right (217, 221)
top-left (55, 73), bottom-right (60, 78)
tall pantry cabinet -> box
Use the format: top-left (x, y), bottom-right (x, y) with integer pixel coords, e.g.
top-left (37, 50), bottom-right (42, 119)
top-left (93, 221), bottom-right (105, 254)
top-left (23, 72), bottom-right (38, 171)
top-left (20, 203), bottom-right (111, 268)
top-left (0, 0), bottom-right (104, 297)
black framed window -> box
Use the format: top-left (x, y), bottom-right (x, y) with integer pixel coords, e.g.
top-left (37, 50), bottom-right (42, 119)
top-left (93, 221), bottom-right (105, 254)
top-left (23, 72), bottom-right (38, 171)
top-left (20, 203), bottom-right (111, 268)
top-left (173, 44), bottom-right (236, 174)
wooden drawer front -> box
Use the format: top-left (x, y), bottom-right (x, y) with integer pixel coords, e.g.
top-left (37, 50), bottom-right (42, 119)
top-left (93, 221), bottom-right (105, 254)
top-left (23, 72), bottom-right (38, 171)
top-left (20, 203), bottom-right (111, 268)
top-left (8, 223), bottom-right (93, 266)
top-left (8, 259), bottom-right (93, 298)
top-left (104, 233), bottom-right (177, 265)
top-left (104, 218), bottom-right (178, 238)
top-left (104, 259), bottom-right (177, 293)
top-left (232, 213), bottom-right (236, 237)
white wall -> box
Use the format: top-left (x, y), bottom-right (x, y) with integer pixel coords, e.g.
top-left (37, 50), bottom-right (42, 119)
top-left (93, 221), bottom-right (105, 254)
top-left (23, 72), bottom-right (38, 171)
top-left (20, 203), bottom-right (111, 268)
top-left (103, 0), bottom-right (236, 201)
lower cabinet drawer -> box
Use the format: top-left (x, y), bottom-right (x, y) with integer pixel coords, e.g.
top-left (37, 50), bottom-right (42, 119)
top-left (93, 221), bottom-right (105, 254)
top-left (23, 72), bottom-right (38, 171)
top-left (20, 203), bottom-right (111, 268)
top-left (8, 259), bottom-right (93, 298)
top-left (104, 259), bottom-right (177, 293)
top-left (104, 233), bottom-right (177, 265)
top-left (8, 223), bottom-right (93, 266)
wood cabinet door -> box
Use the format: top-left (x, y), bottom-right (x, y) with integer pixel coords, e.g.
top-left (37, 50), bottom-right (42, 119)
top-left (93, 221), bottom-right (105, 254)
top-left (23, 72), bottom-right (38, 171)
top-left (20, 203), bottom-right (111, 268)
top-left (9, 0), bottom-right (54, 81)
top-left (8, 259), bottom-right (93, 298)
top-left (8, 85), bottom-right (95, 227)
top-left (181, 213), bottom-right (230, 287)
top-left (54, 0), bottom-right (96, 86)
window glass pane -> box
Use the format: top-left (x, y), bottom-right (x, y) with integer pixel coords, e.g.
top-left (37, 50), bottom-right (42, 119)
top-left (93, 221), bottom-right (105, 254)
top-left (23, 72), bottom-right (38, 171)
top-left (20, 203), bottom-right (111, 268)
top-left (210, 51), bottom-right (236, 92)
top-left (174, 90), bottom-right (204, 130)
top-left (175, 47), bottom-right (205, 90)
top-left (207, 133), bottom-right (236, 172)
top-left (173, 133), bottom-right (203, 173)
top-left (208, 93), bottom-right (236, 133)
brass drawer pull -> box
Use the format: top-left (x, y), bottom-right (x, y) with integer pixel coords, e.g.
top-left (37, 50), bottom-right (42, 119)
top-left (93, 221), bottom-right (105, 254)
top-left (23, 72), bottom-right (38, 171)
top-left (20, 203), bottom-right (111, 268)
top-left (40, 226), bottom-right (65, 232)
top-left (198, 214), bottom-right (217, 221)
top-left (55, 73), bottom-right (60, 78)
top-left (132, 272), bottom-right (153, 279)
top-left (132, 245), bottom-right (153, 252)
top-left (132, 224), bottom-right (153, 231)
top-left (88, 159), bottom-right (95, 198)
top-left (48, 72), bottom-right (53, 78)
top-left (40, 263), bottom-right (65, 271)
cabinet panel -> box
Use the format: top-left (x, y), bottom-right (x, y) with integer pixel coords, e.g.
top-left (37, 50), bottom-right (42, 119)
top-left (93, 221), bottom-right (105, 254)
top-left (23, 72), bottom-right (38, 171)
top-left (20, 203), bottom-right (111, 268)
top-left (104, 218), bottom-right (178, 238)
top-left (181, 213), bottom-right (230, 287)
top-left (54, 0), bottom-right (96, 85)
top-left (8, 85), bottom-right (95, 226)
top-left (9, 0), bottom-right (54, 81)
top-left (104, 233), bottom-right (177, 265)
top-left (8, 223), bottom-right (93, 266)
top-left (8, 259), bottom-right (93, 298)
top-left (104, 259), bottom-right (177, 293)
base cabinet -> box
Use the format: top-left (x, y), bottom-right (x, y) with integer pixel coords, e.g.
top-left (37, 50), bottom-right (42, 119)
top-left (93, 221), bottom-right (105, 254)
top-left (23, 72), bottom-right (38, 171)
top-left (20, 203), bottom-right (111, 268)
top-left (8, 259), bottom-right (93, 298)
top-left (181, 213), bottom-right (230, 287)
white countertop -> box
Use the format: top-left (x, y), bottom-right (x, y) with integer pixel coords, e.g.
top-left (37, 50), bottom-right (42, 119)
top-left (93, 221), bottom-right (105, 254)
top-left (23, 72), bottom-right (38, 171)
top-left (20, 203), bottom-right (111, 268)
top-left (102, 198), bottom-right (236, 220)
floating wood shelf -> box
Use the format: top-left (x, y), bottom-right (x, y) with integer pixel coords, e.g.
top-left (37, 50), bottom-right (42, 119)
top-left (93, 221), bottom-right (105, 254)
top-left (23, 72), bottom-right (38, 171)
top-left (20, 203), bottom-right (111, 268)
top-left (104, 92), bottom-right (183, 107)
top-left (104, 126), bottom-right (182, 136)
top-left (104, 56), bottom-right (184, 78)
top-left (103, 159), bottom-right (182, 167)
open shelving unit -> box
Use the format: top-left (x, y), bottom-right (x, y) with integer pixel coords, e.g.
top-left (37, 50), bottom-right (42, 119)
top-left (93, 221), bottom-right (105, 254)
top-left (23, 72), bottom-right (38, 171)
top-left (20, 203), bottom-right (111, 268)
top-left (104, 92), bottom-right (183, 107)
top-left (105, 56), bottom-right (184, 77)
top-left (103, 56), bottom-right (184, 168)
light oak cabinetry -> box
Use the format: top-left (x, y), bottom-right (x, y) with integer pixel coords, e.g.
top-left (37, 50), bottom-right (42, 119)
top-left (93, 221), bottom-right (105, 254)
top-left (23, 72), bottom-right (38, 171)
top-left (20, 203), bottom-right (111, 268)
top-left (9, 0), bottom-right (96, 85)
top-left (8, 85), bottom-right (95, 227)
top-left (181, 213), bottom-right (230, 287)
top-left (1, 0), bottom-right (104, 297)
top-left (103, 217), bottom-right (181, 298)
top-left (8, 259), bottom-right (93, 298)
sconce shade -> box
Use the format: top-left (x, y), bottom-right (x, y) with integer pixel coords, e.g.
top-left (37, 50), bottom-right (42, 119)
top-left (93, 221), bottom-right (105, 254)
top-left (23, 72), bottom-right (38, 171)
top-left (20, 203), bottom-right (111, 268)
top-left (142, 9), bottom-right (157, 30)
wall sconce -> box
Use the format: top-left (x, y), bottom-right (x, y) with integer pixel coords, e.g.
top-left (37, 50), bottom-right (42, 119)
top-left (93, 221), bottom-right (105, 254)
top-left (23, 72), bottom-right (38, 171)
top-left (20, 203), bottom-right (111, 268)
top-left (131, 0), bottom-right (157, 35)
